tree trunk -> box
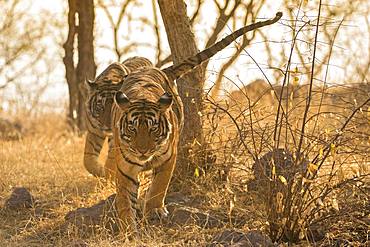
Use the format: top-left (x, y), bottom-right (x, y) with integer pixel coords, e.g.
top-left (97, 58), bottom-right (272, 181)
top-left (157, 0), bottom-right (205, 177)
top-left (63, 0), bottom-right (96, 131)
top-left (63, 0), bottom-right (78, 129)
top-left (76, 0), bottom-right (96, 130)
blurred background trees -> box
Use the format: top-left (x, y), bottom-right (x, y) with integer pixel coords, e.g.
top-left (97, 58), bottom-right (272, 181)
top-left (0, 0), bottom-right (62, 115)
top-left (1, 0), bottom-right (367, 114)
top-left (1, 0), bottom-right (368, 108)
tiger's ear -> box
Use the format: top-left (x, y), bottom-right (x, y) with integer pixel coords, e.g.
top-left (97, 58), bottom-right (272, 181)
top-left (79, 79), bottom-right (96, 100)
top-left (114, 91), bottom-right (130, 110)
top-left (84, 79), bottom-right (97, 91)
top-left (158, 92), bottom-right (173, 111)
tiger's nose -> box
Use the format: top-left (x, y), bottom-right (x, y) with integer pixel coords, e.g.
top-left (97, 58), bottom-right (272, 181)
top-left (137, 147), bottom-right (149, 155)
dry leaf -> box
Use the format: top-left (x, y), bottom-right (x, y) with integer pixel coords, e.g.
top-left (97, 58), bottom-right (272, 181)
top-left (278, 175), bottom-right (288, 186)
top-left (194, 167), bottom-right (200, 178)
top-left (330, 143), bottom-right (336, 157)
top-left (308, 163), bottom-right (318, 175)
top-left (293, 76), bottom-right (299, 86)
top-left (276, 192), bottom-right (284, 213)
top-left (319, 148), bottom-right (323, 158)
top-left (332, 198), bottom-right (339, 211)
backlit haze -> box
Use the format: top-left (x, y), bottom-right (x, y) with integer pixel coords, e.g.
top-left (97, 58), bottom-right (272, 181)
top-left (1, 0), bottom-right (368, 114)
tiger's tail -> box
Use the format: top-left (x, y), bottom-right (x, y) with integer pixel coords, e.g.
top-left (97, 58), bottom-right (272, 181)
top-left (162, 12), bottom-right (282, 81)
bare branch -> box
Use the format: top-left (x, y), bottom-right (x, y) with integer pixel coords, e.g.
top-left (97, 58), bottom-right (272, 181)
top-left (201, 0), bottom-right (242, 71)
top-left (151, 0), bottom-right (162, 65)
top-left (189, 0), bottom-right (204, 25)
top-left (210, 1), bottom-right (262, 98)
top-left (97, 0), bottom-right (135, 61)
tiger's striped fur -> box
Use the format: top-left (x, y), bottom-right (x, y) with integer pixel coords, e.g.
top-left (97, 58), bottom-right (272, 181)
top-left (111, 68), bottom-right (182, 231)
top-left (83, 57), bottom-right (153, 178)
top-left (108, 12), bottom-right (283, 231)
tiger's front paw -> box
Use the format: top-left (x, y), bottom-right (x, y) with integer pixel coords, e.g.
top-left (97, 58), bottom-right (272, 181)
top-left (145, 206), bottom-right (169, 222)
top-left (153, 206), bottom-right (169, 218)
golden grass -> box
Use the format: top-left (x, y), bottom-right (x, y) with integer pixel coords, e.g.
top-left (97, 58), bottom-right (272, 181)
top-left (0, 111), bottom-right (368, 246)
top-left (0, 114), bottom-right (256, 246)
top-left (0, 114), bottom-right (116, 246)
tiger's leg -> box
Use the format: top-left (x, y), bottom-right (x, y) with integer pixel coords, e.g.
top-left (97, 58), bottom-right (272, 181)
top-left (83, 131), bottom-right (106, 177)
top-left (115, 162), bottom-right (141, 233)
top-left (104, 137), bottom-right (116, 180)
top-left (144, 150), bottom-right (177, 218)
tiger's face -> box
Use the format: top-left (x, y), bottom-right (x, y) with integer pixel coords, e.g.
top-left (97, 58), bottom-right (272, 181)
top-left (85, 80), bottom-right (122, 132)
top-left (114, 91), bottom-right (173, 163)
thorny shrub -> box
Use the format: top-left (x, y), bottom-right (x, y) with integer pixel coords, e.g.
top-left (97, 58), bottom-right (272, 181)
top-left (192, 1), bottom-right (370, 244)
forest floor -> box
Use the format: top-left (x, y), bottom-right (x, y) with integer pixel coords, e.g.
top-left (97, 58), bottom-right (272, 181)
top-left (0, 113), bottom-right (368, 246)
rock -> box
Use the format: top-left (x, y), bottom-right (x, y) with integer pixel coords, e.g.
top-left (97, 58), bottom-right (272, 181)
top-left (165, 192), bottom-right (223, 228)
top-left (165, 191), bottom-right (190, 204)
top-left (68, 239), bottom-right (89, 247)
top-left (0, 117), bottom-right (23, 140)
top-left (64, 192), bottom-right (226, 235)
top-left (209, 229), bottom-right (273, 247)
top-left (245, 231), bottom-right (274, 246)
top-left (165, 203), bottom-right (223, 228)
top-left (249, 148), bottom-right (308, 191)
top-left (5, 187), bottom-right (34, 209)
top-left (64, 194), bottom-right (119, 234)
top-left (253, 149), bottom-right (294, 181)
top-left (306, 227), bottom-right (325, 242)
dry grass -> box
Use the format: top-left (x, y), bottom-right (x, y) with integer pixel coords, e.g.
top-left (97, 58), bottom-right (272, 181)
top-left (0, 114), bottom-right (264, 246)
top-left (0, 106), bottom-right (369, 246)
top-left (0, 114), bottom-right (115, 246)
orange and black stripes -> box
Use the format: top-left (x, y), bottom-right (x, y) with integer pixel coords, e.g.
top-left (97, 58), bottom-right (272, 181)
top-left (117, 145), bottom-right (144, 168)
top-left (117, 167), bottom-right (140, 187)
top-left (110, 66), bottom-right (181, 230)
top-left (82, 57), bottom-right (153, 177)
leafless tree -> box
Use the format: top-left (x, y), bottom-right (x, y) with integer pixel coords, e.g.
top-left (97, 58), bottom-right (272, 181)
top-left (156, 1), bottom-right (282, 176)
top-left (0, 0), bottom-right (62, 115)
top-left (0, 0), bottom-right (43, 90)
top-left (63, 0), bottom-right (96, 131)
top-left (261, 0), bottom-right (369, 85)
top-left (96, 0), bottom-right (143, 61)
top-left (158, 0), bottom-right (205, 175)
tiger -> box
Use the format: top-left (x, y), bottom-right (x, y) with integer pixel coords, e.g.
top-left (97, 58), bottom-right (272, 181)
top-left (110, 12), bottom-right (283, 232)
top-left (83, 56), bottom-right (153, 178)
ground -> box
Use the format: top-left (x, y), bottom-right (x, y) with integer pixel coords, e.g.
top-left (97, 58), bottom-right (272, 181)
top-left (0, 113), bottom-right (368, 246)
top-left (0, 114), bottom-right (267, 246)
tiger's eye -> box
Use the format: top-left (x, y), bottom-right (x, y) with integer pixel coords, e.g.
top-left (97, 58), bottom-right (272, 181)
top-left (151, 123), bottom-right (159, 131)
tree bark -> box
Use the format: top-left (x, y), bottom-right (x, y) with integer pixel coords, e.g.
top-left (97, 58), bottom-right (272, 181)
top-left (76, 0), bottom-right (96, 130)
top-left (63, 0), bottom-right (96, 131)
top-left (63, 0), bottom-right (78, 129)
top-left (157, 0), bottom-right (205, 176)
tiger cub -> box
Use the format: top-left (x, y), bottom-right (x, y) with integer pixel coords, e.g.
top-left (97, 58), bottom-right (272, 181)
top-left (110, 12), bottom-right (282, 231)
top-left (83, 57), bottom-right (153, 178)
